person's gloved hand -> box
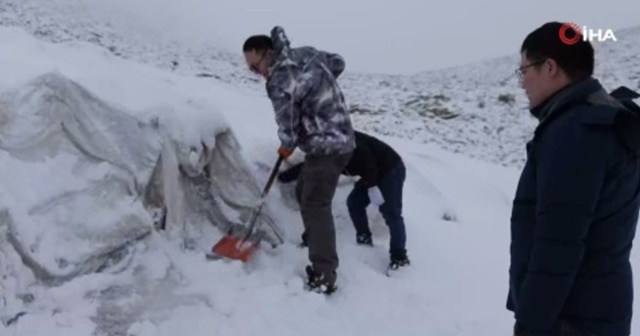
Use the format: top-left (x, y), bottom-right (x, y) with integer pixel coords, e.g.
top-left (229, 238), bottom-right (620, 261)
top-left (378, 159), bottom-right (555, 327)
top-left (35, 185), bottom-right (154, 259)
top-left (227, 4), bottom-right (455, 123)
top-left (278, 145), bottom-right (294, 158)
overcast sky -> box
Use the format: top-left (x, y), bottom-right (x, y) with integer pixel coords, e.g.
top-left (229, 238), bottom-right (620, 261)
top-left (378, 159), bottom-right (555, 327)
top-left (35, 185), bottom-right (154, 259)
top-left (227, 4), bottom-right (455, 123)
top-left (67, 0), bottom-right (639, 75)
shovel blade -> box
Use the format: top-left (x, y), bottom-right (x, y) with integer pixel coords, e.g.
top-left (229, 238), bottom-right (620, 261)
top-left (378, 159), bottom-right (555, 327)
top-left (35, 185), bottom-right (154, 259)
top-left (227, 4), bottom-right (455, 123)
top-left (211, 235), bottom-right (260, 262)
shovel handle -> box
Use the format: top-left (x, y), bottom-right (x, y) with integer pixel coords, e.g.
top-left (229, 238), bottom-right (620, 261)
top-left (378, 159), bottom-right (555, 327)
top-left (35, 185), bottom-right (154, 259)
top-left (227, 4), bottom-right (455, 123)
top-left (239, 154), bottom-right (286, 243)
top-left (261, 154), bottom-right (285, 198)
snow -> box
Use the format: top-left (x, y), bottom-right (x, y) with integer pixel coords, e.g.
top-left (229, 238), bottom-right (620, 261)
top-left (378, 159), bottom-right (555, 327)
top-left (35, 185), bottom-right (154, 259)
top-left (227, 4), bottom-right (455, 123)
top-left (0, 3), bottom-right (638, 336)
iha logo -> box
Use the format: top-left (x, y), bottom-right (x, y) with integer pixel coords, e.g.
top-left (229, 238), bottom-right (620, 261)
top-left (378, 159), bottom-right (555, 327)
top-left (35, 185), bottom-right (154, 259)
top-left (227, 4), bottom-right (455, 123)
top-left (559, 22), bottom-right (617, 45)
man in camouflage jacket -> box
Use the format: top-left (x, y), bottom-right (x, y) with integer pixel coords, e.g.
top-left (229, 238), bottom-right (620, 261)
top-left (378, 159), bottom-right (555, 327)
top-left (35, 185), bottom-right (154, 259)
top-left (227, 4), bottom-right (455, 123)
top-left (243, 26), bottom-right (355, 294)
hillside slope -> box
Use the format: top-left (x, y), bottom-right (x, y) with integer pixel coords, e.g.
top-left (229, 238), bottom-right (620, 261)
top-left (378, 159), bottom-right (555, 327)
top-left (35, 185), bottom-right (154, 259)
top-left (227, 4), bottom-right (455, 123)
top-left (0, 25), bottom-right (523, 336)
top-left (2, 0), bottom-right (639, 168)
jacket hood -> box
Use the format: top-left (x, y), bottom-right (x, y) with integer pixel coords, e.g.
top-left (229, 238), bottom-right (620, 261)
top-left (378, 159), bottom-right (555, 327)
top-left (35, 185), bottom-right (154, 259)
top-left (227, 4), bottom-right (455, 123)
top-left (270, 26), bottom-right (290, 56)
top-left (268, 26), bottom-right (296, 73)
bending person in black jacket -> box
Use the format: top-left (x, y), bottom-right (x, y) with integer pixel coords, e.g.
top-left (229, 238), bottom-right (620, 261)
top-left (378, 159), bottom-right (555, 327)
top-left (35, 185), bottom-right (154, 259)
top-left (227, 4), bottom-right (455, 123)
top-left (278, 131), bottom-right (410, 269)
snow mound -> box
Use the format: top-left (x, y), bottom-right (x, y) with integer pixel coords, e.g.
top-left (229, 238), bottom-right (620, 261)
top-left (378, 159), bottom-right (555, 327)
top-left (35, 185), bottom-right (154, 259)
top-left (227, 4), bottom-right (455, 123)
top-left (0, 72), bottom-right (281, 286)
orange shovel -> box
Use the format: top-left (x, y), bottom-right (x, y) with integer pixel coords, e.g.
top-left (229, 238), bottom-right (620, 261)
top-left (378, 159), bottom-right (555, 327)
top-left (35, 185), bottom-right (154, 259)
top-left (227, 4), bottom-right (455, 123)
top-left (209, 154), bottom-right (285, 262)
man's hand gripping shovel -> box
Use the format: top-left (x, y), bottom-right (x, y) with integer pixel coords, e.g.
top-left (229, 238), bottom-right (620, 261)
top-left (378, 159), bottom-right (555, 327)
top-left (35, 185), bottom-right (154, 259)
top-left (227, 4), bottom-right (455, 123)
top-left (208, 154), bottom-right (286, 262)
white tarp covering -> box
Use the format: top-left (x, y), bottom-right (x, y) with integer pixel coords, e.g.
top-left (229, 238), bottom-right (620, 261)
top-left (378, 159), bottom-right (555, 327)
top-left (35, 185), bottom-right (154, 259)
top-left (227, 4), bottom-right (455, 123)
top-left (0, 72), bottom-right (282, 285)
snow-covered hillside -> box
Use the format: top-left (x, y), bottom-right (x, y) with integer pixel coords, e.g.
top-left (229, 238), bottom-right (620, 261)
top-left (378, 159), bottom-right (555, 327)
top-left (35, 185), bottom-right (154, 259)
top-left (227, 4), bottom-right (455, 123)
top-left (0, 25), bottom-right (519, 336)
top-left (2, 0), bottom-right (639, 168)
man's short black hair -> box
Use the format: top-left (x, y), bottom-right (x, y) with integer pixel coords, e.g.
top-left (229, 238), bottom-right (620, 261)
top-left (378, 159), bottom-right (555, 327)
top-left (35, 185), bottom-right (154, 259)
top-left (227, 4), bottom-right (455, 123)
top-left (243, 35), bottom-right (273, 52)
top-left (521, 21), bottom-right (594, 82)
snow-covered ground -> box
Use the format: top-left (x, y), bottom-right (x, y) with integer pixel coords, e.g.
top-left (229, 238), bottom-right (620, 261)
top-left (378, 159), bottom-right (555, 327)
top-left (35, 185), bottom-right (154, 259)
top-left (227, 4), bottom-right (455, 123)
top-left (0, 1), bottom-right (639, 336)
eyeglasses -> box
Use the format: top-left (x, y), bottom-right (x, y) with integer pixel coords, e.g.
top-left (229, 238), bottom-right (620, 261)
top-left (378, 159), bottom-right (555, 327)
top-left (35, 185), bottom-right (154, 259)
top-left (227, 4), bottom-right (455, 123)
top-left (515, 60), bottom-right (546, 80)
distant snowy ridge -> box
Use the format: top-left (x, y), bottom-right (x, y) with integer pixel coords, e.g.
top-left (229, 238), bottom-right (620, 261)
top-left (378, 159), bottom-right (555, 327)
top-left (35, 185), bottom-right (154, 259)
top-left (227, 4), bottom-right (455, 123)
top-left (2, 0), bottom-right (639, 168)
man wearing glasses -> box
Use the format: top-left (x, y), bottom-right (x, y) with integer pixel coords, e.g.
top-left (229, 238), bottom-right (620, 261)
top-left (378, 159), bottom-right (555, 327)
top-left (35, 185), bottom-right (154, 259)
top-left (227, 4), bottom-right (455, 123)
top-left (509, 22), bottom-right (640, 336)
top-left (242, 26), bottom-right (355, 295)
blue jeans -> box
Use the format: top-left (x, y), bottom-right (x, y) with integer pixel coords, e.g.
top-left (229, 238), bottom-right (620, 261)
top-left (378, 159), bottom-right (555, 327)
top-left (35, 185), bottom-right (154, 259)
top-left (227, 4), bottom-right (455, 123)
top-left (346, 162), bottom-right (407, 259)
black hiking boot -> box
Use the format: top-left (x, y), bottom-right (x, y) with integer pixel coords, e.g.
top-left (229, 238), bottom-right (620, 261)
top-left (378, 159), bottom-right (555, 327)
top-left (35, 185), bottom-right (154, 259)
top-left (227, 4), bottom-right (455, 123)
top-left (305, 265), bottom-right (337, 295)
top-left (388, 255), bottom-right (410, 271)
top-left (356, 233), bottom-right (373, 246)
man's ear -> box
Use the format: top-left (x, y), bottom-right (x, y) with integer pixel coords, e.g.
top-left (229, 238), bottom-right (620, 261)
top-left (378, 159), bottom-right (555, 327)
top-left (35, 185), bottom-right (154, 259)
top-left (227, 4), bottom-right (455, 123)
top-left (546, 58), bottom-right (561, 77)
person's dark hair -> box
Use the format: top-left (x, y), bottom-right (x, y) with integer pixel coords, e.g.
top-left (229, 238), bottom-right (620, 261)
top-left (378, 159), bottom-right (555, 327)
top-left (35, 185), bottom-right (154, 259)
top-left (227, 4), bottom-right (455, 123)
top-left (521, 21), bottom-right (594, 82)
top-left (243, 35), bottom-right (273, 52)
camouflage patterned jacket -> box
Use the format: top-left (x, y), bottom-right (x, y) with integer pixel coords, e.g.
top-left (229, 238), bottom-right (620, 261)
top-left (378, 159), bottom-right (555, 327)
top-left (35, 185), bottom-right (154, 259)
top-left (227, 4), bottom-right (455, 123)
top-left (265, 26), bottom-right (355, 156)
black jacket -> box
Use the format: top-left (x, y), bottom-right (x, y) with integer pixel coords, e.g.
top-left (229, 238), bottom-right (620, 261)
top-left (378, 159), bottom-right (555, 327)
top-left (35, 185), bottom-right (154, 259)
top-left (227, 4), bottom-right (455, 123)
top-left (341, 131), bottom-right (402, 188)
top-left (277, 131), bottom-right (402, 187)
top-left (508, 78), bottom-right (640, 336)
